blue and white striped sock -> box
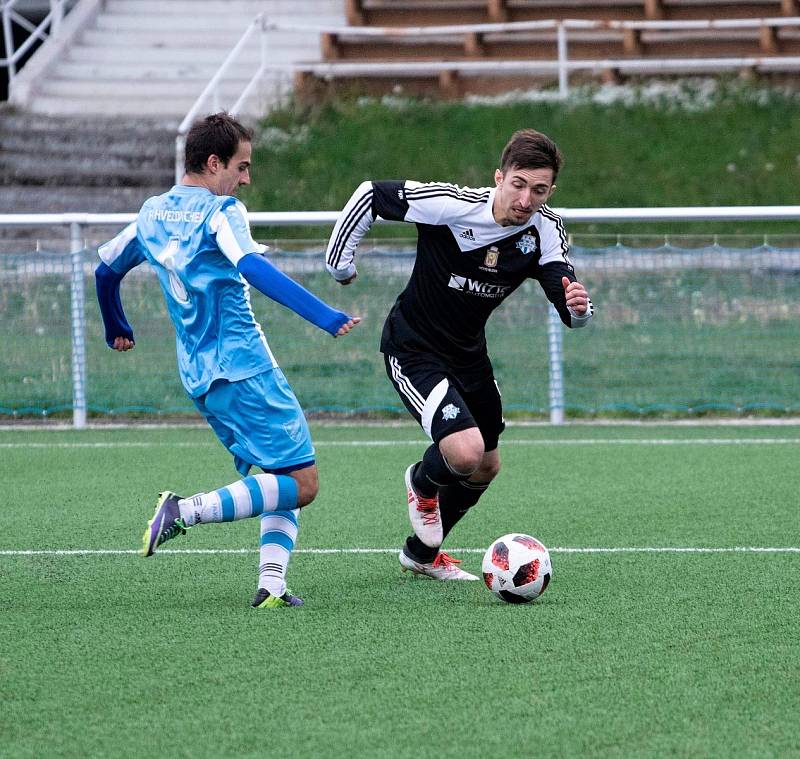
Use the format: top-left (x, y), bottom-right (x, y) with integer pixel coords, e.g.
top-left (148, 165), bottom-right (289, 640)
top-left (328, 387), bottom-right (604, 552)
top-left (178, 473), bottom-right (298, 526)
top-left (258, 508), bottom-right (300, 597)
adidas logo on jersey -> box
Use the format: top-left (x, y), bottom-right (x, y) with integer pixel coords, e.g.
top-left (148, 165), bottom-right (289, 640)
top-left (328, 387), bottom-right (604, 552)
top-left (458, 228), bottom-right (476, 242)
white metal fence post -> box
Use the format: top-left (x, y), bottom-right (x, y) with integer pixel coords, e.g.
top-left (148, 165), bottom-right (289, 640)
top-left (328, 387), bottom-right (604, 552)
top-left (174, 133), bottom-right (184, 186)
top-left (2, 3), bottom-right (16, 82)
top-left (557, 22), bottom-right (568, 98)
top-left (50, 0), bottom-right (63, 35)
top-left (546, 306), bottom-right (565, 424)
top-left (70, 221), bottom-right (87, 429)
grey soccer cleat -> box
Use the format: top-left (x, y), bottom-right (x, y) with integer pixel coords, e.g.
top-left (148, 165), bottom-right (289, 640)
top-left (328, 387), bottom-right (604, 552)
top-left (141, 491), bottom-right (188, 557)
top-left (251, 588), bottom-right (304, 608)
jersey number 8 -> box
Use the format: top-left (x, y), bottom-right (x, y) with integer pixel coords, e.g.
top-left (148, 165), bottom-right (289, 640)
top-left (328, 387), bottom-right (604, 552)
top-left (156, 236), bottom-right (190, 306)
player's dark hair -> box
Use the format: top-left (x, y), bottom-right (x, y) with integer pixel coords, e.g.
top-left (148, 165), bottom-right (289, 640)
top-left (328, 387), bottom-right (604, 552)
top-left (184, 112), bottom-right (253, 174)
top-left (500, 129), bottom-right (563, 180)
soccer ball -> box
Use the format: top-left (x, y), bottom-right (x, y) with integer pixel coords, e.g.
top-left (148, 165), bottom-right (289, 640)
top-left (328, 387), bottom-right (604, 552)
top-left (482, 533), bottom-right (552, 604)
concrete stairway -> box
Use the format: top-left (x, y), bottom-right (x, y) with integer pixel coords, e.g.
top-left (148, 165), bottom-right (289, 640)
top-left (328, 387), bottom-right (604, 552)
top-left (1, 1), bottom-right (342, 230)
top-left (14, 0), bottom-right (343, 119)
top-left (0, 104), bottom-right (173, 243)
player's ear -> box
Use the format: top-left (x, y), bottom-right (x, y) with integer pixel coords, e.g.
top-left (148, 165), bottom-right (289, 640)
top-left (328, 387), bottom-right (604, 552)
top-left (494, 169), bottom-right (503, 186)
top-left (206, 154), bottom-right (221, 174)
top-left (548, 183), bottom-right (556, 198)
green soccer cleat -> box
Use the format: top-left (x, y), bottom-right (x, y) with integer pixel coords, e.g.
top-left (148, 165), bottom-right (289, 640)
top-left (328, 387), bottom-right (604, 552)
top-left (251, 588), bottom-right (304, 608)
top-left (141, 491), bottom-right (188, 557)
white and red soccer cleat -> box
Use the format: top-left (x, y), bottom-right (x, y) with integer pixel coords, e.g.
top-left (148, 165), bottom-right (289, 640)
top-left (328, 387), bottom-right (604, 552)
top-left (399, 549), bottom-right (479, 581)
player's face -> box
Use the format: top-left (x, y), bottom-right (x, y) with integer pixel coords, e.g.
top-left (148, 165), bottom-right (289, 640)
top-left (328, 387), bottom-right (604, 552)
top-left (492, 166), bottom-right (556, 226)
top-left (215, 140), bottom-right (252, 196)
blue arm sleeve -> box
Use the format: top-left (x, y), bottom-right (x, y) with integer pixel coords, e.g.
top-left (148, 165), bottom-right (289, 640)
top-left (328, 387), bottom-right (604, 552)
top-left (95, 262), bottom-right (135, 347)
top-left (237, 252), bottom-right (350, 336)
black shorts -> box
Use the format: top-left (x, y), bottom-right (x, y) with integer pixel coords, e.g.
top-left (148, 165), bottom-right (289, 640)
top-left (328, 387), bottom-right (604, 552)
top-left (383, 351), bottom-right (505, 451)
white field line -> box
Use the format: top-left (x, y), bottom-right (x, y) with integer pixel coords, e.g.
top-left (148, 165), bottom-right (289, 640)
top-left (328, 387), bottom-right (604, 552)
top-left (1, 547), bottom-right (799, 556)
top-left (2, 419), bottom-right (799, 430)
top-left (1, 438), bottom-right (800, 449)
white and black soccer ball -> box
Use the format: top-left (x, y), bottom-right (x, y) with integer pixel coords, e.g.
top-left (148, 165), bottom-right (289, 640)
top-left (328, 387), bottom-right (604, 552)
top-left (482, 533), bottom-right (552, 604)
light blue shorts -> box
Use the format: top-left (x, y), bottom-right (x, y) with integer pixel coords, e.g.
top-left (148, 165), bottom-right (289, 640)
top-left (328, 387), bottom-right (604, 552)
top-left (193, 368), bottom-right (315, 476)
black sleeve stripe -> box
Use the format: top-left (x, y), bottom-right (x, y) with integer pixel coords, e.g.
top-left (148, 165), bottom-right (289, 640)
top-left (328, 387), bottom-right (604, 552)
top-left (539, 204), bottom-right (570, 259)
top-left (327, 188), bottom-right (374, 270)
top-left (404, 187), bottom-right (490, 205)
top-left (405, 182), bottom-right (490, 202)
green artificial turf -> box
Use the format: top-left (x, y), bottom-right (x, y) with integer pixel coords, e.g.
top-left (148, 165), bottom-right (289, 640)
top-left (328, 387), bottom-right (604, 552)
top-left (1, 424), bottom-right (799, 757)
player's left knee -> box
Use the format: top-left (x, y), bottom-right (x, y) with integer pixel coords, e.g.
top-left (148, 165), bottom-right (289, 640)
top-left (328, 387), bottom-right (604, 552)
top-left (291, 467), bottom-right (319, 508)
top-left (446, 446), bottom-right (484, 477)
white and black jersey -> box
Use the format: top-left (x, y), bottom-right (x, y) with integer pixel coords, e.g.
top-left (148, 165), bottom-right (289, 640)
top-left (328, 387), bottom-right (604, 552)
top-left (326, 180), bottom-right (593, 387)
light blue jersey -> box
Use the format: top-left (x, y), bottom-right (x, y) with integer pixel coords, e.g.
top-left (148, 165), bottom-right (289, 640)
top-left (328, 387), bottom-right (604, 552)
top-left (99, 185), bottom-right (276, 397)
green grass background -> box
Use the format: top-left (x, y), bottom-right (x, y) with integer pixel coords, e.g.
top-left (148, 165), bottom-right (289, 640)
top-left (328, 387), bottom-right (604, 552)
top-left (244, 81), bottom-right (800, 237)
top-left (3, 253), bottom-right (799, 418)
top-left (2, 424), bottom-right (799, 758)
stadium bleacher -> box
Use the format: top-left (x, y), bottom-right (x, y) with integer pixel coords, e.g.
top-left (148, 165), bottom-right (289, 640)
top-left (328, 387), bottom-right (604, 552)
top-left (296, 1), bottom-right (800, 99)
top-left (345, 0), bottom-right (800, 25)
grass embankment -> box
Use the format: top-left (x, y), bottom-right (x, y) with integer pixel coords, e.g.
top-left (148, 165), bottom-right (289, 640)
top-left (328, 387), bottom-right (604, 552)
top-left (243, 80), bottom-right (800, 238)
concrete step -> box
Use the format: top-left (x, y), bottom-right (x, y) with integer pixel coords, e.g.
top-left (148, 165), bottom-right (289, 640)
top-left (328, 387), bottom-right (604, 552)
top-left (0, 131), bottom-right (173, 162)
top-left (59, 48), bottom-right (303, 78)
top-left (0, 111), bottom-right (175, 139)
top-left (105, 0), bottom-right (343, 18)
top-left (0, 156), bottom-right (173, 187)
top-left (77, 28), bottom-right (319, 50)
top-left (67, 45), bottom-right (271, 64)
top-left (37, 77), bottom-right (254, 98)
top-left (55, 61), bottom-right (227, 80)
top-left (0, 184), bottom-right (164, 214)
top-left (25, 90), bottom-right (286, 118)
top-left (94, 13), bottom-right (258, 33)
top-left (79, 28), bottom-right (244, 48)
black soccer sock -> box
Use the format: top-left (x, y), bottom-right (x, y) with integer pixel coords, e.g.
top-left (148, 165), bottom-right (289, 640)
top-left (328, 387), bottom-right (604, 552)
top-left (440, 479), bottom-right (489, 541)
top-left (404, 479), bottom-right (490, 564)
top-left (411, 443), bottom-right (469, 498)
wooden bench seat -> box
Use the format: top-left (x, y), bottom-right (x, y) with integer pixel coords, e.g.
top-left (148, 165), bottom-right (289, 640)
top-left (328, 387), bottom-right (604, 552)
top-left (345, 0), bottom-right (800, 25)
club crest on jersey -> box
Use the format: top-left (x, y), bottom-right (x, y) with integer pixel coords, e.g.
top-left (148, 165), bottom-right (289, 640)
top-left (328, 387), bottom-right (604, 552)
top-left (515, 234), bottom-right (538, 255)
top-left (441, 403), bottom-right (460, 421)
top-left (484, 246), bottom-right (499, 268)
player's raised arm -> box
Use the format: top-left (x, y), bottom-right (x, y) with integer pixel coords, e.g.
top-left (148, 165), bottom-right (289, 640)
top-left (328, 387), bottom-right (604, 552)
top-left (96, 222), bottom-right (147, 350)
top-left (214, 201), bottom-right (360, 337)
top-left (326, 179), bottom-right (483, 284)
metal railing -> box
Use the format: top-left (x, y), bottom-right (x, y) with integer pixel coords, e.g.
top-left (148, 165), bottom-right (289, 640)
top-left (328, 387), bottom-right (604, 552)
top-left (174, 12), bottom-right (293, 184)
top-left (1, 0), bottom-right (67, 84)
top-left (2, 205), bottom-right (800, 428)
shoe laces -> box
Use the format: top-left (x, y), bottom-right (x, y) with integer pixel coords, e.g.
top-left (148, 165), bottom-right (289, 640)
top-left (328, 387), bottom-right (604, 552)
top-left (158, 518), bottom-right (187, 545)
top-left (432, 552), bottom-right (461, 570)
top-left (415, 493), bottom-right (439, 512)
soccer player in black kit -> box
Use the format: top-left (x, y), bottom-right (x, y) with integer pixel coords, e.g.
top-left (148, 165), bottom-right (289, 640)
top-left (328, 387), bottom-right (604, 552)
top-left (325, 129), bottom-right (594, 580)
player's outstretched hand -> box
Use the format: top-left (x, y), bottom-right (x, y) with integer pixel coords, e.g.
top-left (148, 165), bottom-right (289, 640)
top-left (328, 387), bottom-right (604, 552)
top-left (337, 272), bottom-right (358, 286)
top-left (335, 317), bottom-right (362, 337)
top-left (112, 336), bottom-right (135, 351)
top-left (562, 277), bottom-right (589, 315)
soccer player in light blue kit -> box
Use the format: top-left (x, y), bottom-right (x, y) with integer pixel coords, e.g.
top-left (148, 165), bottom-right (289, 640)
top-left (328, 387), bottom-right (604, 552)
top-left (95, 113), bottom-right (360, 608)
